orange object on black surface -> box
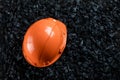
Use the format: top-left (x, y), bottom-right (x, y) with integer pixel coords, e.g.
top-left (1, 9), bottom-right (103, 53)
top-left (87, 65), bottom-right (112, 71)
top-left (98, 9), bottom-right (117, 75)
top-left (22, 18), bottom-right (67, 67)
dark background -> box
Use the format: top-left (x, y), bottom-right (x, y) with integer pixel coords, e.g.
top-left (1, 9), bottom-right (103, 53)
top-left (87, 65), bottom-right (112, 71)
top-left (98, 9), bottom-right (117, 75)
top-left (0, 0), bottom-right (120, 80)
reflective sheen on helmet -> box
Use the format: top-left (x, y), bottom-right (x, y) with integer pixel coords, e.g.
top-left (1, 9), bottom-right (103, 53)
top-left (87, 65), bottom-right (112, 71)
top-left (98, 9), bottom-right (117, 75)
top-left (22, 18), bottom-right (67, 67)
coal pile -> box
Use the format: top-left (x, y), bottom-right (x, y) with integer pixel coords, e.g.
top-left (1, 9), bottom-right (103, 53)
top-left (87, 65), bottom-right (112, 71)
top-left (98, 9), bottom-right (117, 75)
top-left (1, 0), bottom-right (120, 80)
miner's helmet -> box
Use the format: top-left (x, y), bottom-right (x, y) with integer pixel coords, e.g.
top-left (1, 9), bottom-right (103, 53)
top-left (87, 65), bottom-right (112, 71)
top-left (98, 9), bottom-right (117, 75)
top-left (22, 18), bottom-right (67, 67)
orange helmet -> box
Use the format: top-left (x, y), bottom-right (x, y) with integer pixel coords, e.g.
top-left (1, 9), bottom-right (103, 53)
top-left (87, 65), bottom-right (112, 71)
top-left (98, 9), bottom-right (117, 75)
top-left (22, 18), bottom-right (67, 67)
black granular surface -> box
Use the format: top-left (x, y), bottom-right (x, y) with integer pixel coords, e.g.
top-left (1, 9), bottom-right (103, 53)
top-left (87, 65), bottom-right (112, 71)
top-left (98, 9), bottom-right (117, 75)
top-left (1, 0), bottom-right (120, 80)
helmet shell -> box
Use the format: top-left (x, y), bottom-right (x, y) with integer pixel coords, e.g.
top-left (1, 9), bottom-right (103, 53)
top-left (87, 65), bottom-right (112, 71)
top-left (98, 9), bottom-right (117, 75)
top-left (22, 18), bottom-right (67, 67)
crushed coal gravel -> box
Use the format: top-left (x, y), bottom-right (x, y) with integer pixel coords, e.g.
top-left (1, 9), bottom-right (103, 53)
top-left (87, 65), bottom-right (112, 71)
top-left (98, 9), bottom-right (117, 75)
top-left (1, 0), bottom-right (120, 80)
